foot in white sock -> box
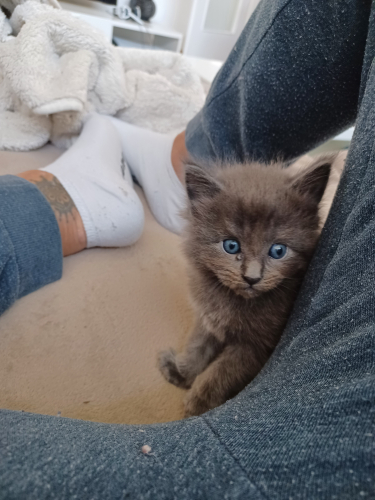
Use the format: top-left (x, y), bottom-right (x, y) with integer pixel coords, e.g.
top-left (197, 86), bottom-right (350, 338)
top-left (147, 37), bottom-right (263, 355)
top-left (109, 118), bottom-right (187, 235)
top-left (42, 114), bottom-right (144, 248)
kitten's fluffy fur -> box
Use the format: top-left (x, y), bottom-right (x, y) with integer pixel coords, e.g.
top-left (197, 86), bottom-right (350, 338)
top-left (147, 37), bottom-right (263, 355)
top-left (159, 155), bottom-right (339, 417)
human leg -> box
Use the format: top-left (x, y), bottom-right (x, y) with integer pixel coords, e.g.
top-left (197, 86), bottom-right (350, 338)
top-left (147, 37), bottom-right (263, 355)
top-left (17, 114), bottom-right (145, 253)
top-left (0, 409), bottom-right (259, 500)
top-left (186, 0), bottom-right (372, 163)
top-left (109, 118), bottom-right (186, 235)
top-left (17, 170), bottom-right (87, 257)
top-left (0, 176), bottom-right (63, 316)
top-left (0, 114), bottom-right (145, 315)
top-left (18, 114), bottom-right (145, 253)
top-left (112, 0), bottom-right (372, 234)
top-left (40, 114), bottom-right (145, 248)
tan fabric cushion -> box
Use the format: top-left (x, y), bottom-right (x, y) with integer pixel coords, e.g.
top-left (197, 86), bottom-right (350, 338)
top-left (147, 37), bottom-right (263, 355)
top-left (0, 146), bottom-right (192, 424)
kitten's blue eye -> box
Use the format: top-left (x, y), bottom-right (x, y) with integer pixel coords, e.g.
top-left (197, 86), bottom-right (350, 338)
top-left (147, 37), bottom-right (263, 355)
top-left (223, 239), bottom-right (241, 254)
top-left (269, 244), bottom-right (287, 259)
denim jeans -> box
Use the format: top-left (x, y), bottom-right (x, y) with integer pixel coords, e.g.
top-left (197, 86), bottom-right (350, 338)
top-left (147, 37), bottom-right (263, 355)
top-left (1, 0), bottom-right (374, 498)
top-left (0, 176), bottom-right (62, 317)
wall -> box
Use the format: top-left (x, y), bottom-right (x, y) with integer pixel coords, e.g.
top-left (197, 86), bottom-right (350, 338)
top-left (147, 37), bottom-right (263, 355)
top-left (152, 0), bottom-right (193, 35)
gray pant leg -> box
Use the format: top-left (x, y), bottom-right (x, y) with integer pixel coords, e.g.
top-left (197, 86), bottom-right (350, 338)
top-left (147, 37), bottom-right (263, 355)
top-left (0, 176), bottom-right (62, 316)
top-left (204, 9), bottom-right (375, 496)
top-left (0, 412), bottom-right (260, 500)
top-left (186, 0), bottom-right (372, 163)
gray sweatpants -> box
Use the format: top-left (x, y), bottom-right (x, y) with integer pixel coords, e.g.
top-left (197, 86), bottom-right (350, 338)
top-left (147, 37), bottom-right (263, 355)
top-left (1, 0), bottom-right (374, 498)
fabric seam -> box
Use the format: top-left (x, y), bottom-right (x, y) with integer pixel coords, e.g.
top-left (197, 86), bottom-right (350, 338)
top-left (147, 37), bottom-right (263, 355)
top-left (202, 415), bottom-right (271, 500)
top-left (0, 213), bottom-right (20, 300)
top-left (356, 8), bottom-right (374, 110)
top-left (359, 57), bottom-right (375, 110)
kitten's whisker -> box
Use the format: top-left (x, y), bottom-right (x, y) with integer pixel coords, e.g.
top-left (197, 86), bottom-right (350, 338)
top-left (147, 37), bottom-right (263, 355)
top-left (277, 283), bottom-right (296, 293)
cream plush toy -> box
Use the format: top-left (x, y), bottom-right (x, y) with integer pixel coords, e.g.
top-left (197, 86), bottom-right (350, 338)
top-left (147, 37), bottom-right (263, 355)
top-left (0, 0), bottom-right (205, 150)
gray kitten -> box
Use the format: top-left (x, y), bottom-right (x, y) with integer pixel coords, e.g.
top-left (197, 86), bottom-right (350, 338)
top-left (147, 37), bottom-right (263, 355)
top-left (159, 155), bottom-right (337, 417)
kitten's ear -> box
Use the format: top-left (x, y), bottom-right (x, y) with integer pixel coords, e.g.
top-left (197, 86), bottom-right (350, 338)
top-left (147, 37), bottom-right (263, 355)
top-left (290, 154), bottom-right (336, 205)
top-left (185, 164), bottom-right (222, 202)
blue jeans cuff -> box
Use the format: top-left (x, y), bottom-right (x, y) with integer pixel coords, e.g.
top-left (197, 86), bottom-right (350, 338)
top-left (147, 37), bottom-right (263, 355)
top-left (0, 175), bottom-right (63, 313)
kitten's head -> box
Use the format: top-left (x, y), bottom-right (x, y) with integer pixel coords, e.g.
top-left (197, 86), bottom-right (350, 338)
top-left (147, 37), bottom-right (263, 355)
top-left (183, 156), bottom-right (335, 299)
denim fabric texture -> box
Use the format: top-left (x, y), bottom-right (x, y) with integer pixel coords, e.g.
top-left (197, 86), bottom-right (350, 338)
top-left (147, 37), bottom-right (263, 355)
top-left (0, 176), bottom-right (62, 316)
top-left (186, 0), bottom-right (372, 163)
top-left (1, 0), bottom-right (375, 498)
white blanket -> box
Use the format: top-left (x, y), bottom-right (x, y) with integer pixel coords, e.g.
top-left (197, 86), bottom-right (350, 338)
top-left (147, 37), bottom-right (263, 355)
top-left (0, 0), bottom-right (205, 150)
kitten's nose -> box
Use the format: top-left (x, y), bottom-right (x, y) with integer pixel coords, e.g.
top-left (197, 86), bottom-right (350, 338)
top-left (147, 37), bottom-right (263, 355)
top-left (243, 276), bottom-right (261, 286)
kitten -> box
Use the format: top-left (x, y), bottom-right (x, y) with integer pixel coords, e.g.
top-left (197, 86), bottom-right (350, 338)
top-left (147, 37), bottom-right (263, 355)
top-left (158, 155), bottom-right (338, 417)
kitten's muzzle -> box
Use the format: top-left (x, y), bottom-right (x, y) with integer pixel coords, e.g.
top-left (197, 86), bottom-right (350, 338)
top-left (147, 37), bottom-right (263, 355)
top-left (243, 276), bottom-right (261, 287)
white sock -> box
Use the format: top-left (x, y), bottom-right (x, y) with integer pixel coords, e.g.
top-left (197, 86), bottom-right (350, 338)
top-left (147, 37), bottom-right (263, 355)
top-left (108, 118), bottom-right (187, 235)
top-left (42, 114), bottom-right (145, 248)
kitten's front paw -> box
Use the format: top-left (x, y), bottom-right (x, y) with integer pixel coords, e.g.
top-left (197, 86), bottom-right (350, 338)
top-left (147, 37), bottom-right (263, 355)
top-left (184, 390), bottom-right (211, 418)
top-left (158, 349), bottom-right (191, 389)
